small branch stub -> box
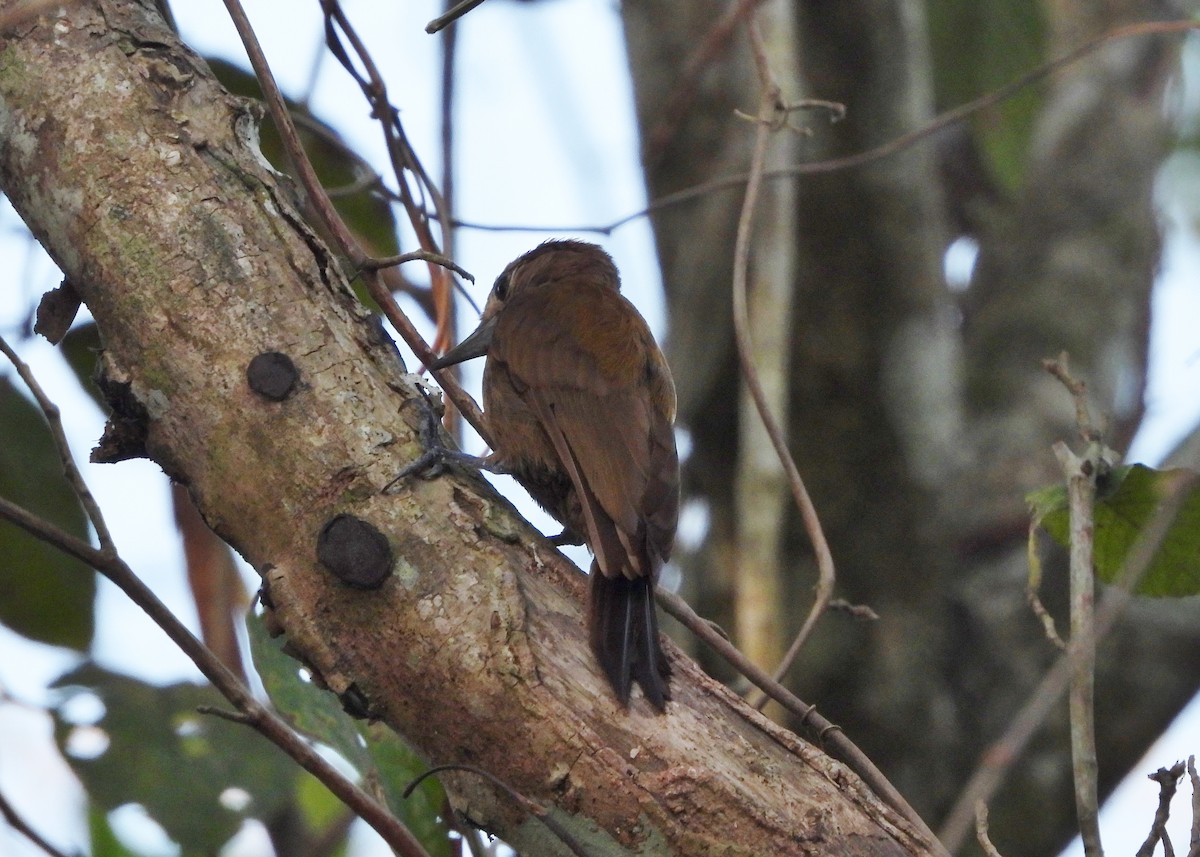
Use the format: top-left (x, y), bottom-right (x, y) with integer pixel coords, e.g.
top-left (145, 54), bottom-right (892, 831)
top-left (317, 514), bottom-right (393, 590)
top-left (246, 351), bottom-right (300, 401)
top-left (34, 279), bottom-right (82, 344)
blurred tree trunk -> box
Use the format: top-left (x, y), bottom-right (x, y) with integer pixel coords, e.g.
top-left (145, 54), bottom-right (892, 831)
top-left (622, 0), bottom-right (1200, 854)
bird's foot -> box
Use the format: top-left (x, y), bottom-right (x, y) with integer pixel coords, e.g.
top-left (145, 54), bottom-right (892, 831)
top-left (385, 398), bottom-right (489, 491)
top-left (548, 529), bottom-right (585, 547)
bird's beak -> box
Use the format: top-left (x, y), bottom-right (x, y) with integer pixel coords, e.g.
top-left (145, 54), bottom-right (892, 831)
top-left (429, 315), bottom-right (498, 369)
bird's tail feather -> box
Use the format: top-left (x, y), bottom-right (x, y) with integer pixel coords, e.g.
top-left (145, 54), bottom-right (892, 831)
top-left (588, 568), bottom-right (671, 710)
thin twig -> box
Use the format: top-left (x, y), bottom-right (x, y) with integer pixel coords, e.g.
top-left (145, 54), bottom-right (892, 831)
top-left (358, 249), bottom-right (471, 281)
top-left (1026, 522), bottom-right (1067, 649)
top-left (828, 598), bottom-right (879, 621)
top-left (1137, 762), bottom-right (1186, 857)
top-left (0, 345), bottom-right (431, 857)
top-left (732, 20), bottom-right (836, 703)
top-left (644, 0), bottom-right (770, 167)
top-left (438, 8), bottom-right (458, 269)
top-left (1187, 756), bottom-right (1198, 857)
top-left (1044, 353), bottom-right (1099, 442)
top-left (1054, 439), bottom-right (1102, 857)
top-left (406, 764), bottom-right (589, 857)
top-left (974, 801), bottom-right (1005, 857)
top-left (0, 789), bottom-right (75, 857)
top-left (729, 5), bottom-right (804, 707)
top-left (655, 588), bottom-right (948, 855)
top-left (1048, 357), bottom-right (1106, 857)
top-left (452, 19), bottom-right (1200, 239)
top-left (938, 469), bottom-right (1199, 853)
top-left (0, 335), bottom-right (114, 552)
top-left (320, 1), bottom-right (457, 352)
top-left (424, 0), bottom-right (488, 34)
top-left (0, 498), bottom-right (430, 856)
top-left (437, 2), bottom-right (461, 440)
top-left (217, 0), bottom-right (488, 443)
top-left (196, 704), bottom-right (254, 725)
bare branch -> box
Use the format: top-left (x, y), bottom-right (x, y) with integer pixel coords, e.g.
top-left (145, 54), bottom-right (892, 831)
top-left (358, 249), bottom-right (472, 281)
top-left (1137, 762), bottom-right (1186, 857)
top-left (1187, 756), bottom-right (1199, 857)
top-left (730, 17), bottom-right (837, 701)
top-left (436, 4), bottom-right (462, 441)
top-left (1053, 437), bottom-right (1102, 857)
top-left (656, 587), bottom-right (947, 854)
top-left (974, 801), bottom-right (1005, 857)
top-left (0, 334), bottom-right (114, 552)
top-left (0, 337), bottom-right (431, 857)
top-left (217, 0), bottom-right (488, 442)
top-left (452, 20), bottom-right (1200, 240)
top-left (644, 0), bottom-right (769, 167)
top-left (939, 469), bottom-right (1199, 852)
top-left (424, 0), bottom-right (488, 35)
top-left (0, 789), bottom-right (74, 857)
top-left (1044, 354), bottom-right (1099, 442)
top-left (1045, 357), bottom-right (1111, 857)
top-left (319, 1), bottom-right (457, 351)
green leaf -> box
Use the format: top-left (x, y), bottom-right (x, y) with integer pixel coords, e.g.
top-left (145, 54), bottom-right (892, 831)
top-left (206, 58), bottom-right (401, 262)
top-left (88, 804), bottom-right (143, 857)
top-left (247, 610), bottom-right (452, 856)
top-left (364, 720), bottom-right (450, 856)
top-left (1029, 464), bottom-right (1200, 597)
top-left (927, 0), bottom-right (1046, 190)
top-left (52, 664), bottom-right (299, 854)
top-left (60, 321), bottom-right (105, 410)
top-left (246, 608), bottom-right (374, 771)
top-left (294, 771), bottom-right (353, 854)
top-left (0, 375), bottom-right (95, 649)
top-left (1025, 481), bottom-right (1067, 523)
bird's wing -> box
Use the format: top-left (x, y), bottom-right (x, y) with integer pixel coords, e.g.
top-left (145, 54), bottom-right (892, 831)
top-left (491, 285), bottom-right (678, 581)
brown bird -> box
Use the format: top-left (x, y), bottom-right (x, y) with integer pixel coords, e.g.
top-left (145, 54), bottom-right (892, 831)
top-left (431, 240), bottom-right (679, 710)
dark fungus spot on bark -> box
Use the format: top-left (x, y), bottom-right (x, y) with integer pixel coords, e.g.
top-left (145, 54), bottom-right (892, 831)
top-left (246, 351), bottom-right (299, 401)
top-left (339, 683), bottom-right (372, 720)
top-left (317, 514), bottom-right (393, 589)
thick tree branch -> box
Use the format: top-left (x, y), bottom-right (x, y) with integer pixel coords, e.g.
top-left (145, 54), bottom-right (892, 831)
top-left (0, 2), bottom-right (939, 853)
top-left (0, 337), bottom-right (426, 856)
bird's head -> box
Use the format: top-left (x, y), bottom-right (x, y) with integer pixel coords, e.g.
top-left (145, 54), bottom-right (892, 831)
top-left (430, 240), bottom-right (619, 369)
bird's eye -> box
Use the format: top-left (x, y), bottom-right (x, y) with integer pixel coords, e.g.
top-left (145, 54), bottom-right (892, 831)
top-left (493, 273), bottom-right (510, 301)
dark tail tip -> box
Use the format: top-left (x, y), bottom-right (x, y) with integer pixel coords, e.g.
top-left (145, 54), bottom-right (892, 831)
top-left (588, 571), bottom-right (671, 711)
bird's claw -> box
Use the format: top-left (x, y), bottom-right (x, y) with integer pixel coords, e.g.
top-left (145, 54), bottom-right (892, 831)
top-left (391, 446), bottom-right (455, 483)
top-left (548, 529), bottom-right (585, 547)
top-left (385, 396), bottom-right (486, 492)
